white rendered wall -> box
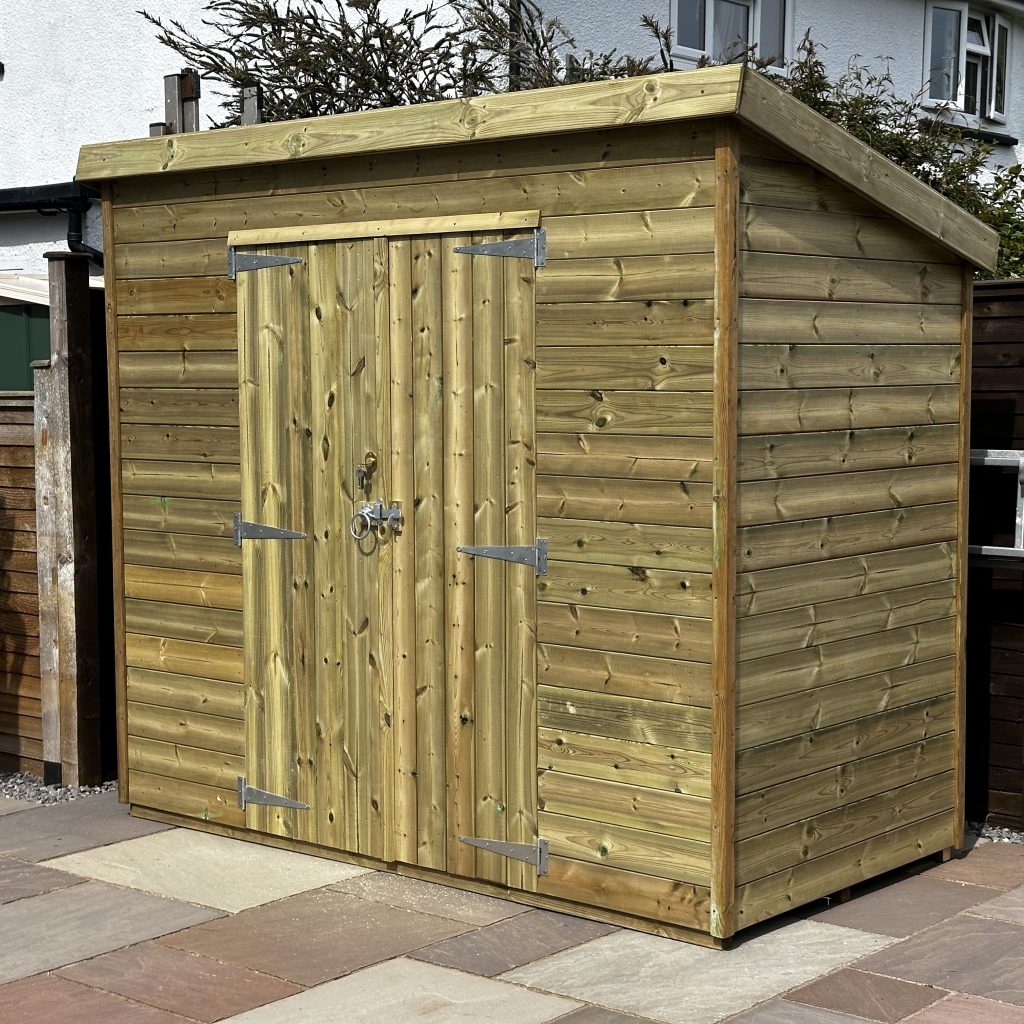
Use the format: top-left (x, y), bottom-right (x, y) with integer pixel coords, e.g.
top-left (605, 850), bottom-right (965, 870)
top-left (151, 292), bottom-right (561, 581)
top-left (542, 0), bottom-right (1024, 168)
top-left (0, 0), bottom-right (211, 276)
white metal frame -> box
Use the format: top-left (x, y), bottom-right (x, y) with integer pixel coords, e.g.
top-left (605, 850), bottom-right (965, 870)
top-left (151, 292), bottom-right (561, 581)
top-left (968, 449), bottom-right (1024, 561)
top-left (924, 2), bottom-right (1013, 123)
top-left (671, 0), bottom-right (789, 68)
top-left (990, 12), bottom-right (1011, 122)
top-left (925, 0), bottom-right (969, 108)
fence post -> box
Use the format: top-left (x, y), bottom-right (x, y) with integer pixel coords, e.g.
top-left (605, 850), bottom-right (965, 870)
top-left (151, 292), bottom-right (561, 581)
top-left (34, 252), bottom-right (101, 787)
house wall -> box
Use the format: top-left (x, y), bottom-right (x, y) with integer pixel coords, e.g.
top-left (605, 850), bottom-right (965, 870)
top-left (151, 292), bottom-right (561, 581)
top-left (730, 130), bottom-right (965, 929)
top-left (540, 0), bottom-right (1024, 168)
top-left (108, 121), bottom-right (719, 931)
top-left (0, 0), bottom-right (210, 276)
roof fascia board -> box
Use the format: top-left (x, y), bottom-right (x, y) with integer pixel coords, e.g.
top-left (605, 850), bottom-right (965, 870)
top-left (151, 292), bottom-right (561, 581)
top-left (735, 69), bottom-right (998, 270)
top-left (76, 65), bottom-right (743, 182)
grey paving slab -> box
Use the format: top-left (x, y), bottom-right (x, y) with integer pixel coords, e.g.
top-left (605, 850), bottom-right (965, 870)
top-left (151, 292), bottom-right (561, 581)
top-left (45, 827), bottom-right (369, 911)
top-left (412, 908), bottom-right (616, 975)
top-left (219, 957), bottom-right (581, 1023)
top-left (968, 885), bottom-right (1024, 926)
top-left (725, 1001), bottom-right (876, 1023)
top-left (855, 915), bottom-right (1024, 1006)
top-left (331, 870), bottom-right (530, 925)
top-left (503, 920), bottom-right (891, 1024)
top-left (808, 875), bottom-right (997, 937)
top-left (0, 791), bottom-right (169, 862)
top-left (0, 856), bottom-right (83, 905)
top-left (556, 1007), bottom-right (662, 1024)
top-left (0, 797), bottom-right (34, 815)
top-left (0, 878), bottom-right (222, 984)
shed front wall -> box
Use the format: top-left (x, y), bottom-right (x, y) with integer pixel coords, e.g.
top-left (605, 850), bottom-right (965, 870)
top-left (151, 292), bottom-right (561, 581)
top-left (732, 131), bottom-right (966, 929)
top-left (107, 121), bottom-right (719, 935)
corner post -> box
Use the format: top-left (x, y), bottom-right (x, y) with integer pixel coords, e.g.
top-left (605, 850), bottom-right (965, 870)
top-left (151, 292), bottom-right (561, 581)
top-left (101, 185), bottom-right (129, 802)
top-left (954, 269), bottom-right (974, 849)
top-left (35, 251), bottom-right (102, 787)
top-left (711, 118), bottom-right (741, 940)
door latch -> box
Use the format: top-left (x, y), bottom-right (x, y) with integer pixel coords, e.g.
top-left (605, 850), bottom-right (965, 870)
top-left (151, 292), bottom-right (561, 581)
top-left (350, 499), bottom-right (403, 540)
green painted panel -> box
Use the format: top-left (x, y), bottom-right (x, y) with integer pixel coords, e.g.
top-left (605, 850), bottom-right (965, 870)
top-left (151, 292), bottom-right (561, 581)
top-left (0, 304), bottom-right (50, 391)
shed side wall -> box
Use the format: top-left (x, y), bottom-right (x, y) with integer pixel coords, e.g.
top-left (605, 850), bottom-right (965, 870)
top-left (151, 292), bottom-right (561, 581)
top-left (733, 132), bottom-right (963, 930)
top-left (108, 122), bottom-right (718, 925)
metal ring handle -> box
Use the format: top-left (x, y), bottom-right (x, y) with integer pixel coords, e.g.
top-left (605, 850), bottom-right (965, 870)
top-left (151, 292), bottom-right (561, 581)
top-left (349, 510), bottom-right (373, 541)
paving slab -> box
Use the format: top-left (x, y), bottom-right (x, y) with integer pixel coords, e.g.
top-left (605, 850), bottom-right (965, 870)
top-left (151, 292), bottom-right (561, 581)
top-left (726, 1001), bottom-right (876, 1023)
top-left (901, 993), bottom-right (1024, 1022)
top-left (59, 941), bottom-right (303, 1022)
top-left (44, 827), bottom-right (369, 912)
top-left (785, 968), bottom-right (944, 1022)
top-left (412, 908), bottom-right (617, 976)
top-left (218, 957), bottom-right (580, 1023)
top-left (555, 1007), bottom-right (662, 1023)
top-left (331, 870), bottom-right (530, 925)
top-left (0, 878), bottom-right (222, 984)
top-left (0, 856), bottom-right (84, 905)
top-left (160, 886), bottom-right (473, 986)
top-left (808, 875), bottom-right (997, 937)
top-left (967, 885), bottom-right (1024, 926)
top-left (0, 797), bottom-right (34, 815)
top-left (922, 843), bottom-right (1024, 890)
top-left (0, 791), bottom-right (169, 862)
top-left (503, 919), bottom-right (891, 1024)
top-left (855, 914), bottom-right (1024, 1006)
top-left (0, 974), bottom-right (195, 1024)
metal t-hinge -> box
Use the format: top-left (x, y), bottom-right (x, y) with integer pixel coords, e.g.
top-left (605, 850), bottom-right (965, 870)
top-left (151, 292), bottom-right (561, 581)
top-left (452, 228), bottom-right (547, 268)
top-left (227, 248), bottom-right (304, 280)
top-left (457, 538), bottom-right (548, 575)
top-left (459, 836), bottom-right (550, 875)
top-left (237, 777), bottom-right (310, 811)
top-left (233, 512), bottom-right (306, 547)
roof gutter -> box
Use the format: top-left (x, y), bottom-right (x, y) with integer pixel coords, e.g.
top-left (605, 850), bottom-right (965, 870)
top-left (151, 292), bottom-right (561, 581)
top-left (0, 181), bottom-right (104, 267)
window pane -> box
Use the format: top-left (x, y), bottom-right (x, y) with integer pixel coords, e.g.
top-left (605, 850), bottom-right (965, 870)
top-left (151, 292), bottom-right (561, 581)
top-left (965, 55), bottom-right (979, 114)
top-left (995, 23), bottom-right (1008, 113)
top-left (714, 0), bottom-right (749, 62)
top-left (966, 16), bottom-right (985, 49)
top-left (929, 6), bottom-right (961, 100)
top-left (677, 0), bottom-right (704, 49)
top-left (759, 0), bottom-right (786, 66)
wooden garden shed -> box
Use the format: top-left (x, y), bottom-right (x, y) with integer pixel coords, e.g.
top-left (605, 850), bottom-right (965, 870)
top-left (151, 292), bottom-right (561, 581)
top-left (76, 64), bottom-right (997, 946)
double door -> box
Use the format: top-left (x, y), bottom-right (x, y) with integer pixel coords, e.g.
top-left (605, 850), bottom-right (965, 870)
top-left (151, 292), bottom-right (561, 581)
top-left (236, 218), bottom-right (538, 888)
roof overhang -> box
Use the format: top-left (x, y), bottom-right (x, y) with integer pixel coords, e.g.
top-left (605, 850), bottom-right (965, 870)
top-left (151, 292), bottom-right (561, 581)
top-left (75, 65), bottom-right (998, 271)
top-left (0, 274), bottom-right (104, 307)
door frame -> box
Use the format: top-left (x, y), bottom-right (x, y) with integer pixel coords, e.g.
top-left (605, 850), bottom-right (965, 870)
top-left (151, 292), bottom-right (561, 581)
top-left (233, 210), bottom-right (541, 888)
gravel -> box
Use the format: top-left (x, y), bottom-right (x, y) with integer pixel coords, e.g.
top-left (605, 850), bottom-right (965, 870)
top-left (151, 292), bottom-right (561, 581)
top-left (966, 820), bottom-right (1024, 845)
top-left (0, 771), bottom-right (117, 806)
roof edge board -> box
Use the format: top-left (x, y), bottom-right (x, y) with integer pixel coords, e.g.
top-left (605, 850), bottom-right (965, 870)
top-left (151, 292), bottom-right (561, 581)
top-left (75, 65), bottom-right (744, 182)
top-left (735, 69), bottom-right (998, 271)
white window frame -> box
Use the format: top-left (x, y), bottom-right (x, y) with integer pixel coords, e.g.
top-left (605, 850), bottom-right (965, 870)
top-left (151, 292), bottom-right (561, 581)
top-left (924, 0), bottom-right (969, 109)
top-left (672, 0), bottom-right (789, 69)
top-left (924, 2), bottom-right (1012, 125)
top-left (990, 12), bottom-right (1011, 123)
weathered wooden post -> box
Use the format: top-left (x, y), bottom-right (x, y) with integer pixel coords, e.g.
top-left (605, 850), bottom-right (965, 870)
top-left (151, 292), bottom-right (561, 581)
top-left (33, 252), bottom-right (101, 786)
